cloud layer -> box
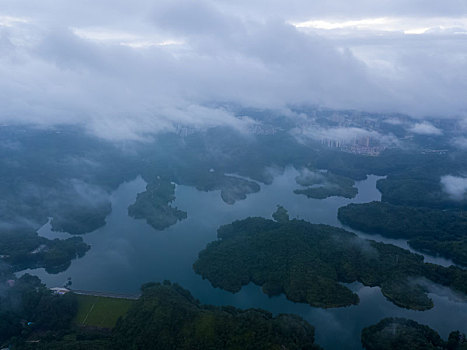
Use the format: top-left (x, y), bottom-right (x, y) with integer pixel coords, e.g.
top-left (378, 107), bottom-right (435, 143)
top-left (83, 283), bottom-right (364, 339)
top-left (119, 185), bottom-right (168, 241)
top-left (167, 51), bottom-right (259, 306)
top-left (409, 122), bottom-right (443, 135)
top-left (441, 175), bottom-right (467, 200)
top-left (1, 0), bottom-right (467, 139)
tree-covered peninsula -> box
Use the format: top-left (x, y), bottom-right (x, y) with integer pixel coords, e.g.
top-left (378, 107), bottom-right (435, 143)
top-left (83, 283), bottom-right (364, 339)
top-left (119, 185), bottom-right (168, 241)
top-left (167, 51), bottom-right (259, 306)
top-left (361, 318), bottom-right (467, 350)
top-left (50, 201), bottom-right (111, 235)
top-left (294, 169), bottom-right (358, 199)
top-left (0, 229), bottom-right (89, 274)
top-left (128, 177), bottom-right (187, 231)
top-left (338, 201), bottom-right (467, 266)
top-left (193, 209), bottom-right (467, 310)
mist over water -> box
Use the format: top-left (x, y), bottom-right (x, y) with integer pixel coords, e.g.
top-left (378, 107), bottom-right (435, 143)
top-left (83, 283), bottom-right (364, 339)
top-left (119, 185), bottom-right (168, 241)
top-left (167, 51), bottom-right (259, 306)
top-left (24, 167), bottom-right (466, 349)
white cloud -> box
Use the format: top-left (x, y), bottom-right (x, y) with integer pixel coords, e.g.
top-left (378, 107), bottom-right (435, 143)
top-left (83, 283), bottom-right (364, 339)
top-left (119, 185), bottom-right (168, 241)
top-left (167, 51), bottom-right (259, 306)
top-left (292, 16), bottom-right (467, 35)
top-left (293, 17), bottom-right (393, 31)
top-left (0, 0), bottom-right (466, 140)
top-left (452, 137), bottom-right (467, 150)
top-left (459, 117), bottom-right (467, 130)
top-left (409, 122), bottom-right (443, 135)
top-left (219, 0), bottom-right (467, 20)
top-left (293, 126), bottom-right (398, 146)
top-left (0, 15), bottom-right (29, 27)
top-left (441, 175), bottom-right (467, 199)
top-left (383, 117), bottom-right (404, 125)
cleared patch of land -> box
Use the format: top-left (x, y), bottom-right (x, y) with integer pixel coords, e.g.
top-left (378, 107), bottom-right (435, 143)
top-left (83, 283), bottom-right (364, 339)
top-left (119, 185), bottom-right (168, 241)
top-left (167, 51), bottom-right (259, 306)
top-left (74, 294), bottom-right (134, 328)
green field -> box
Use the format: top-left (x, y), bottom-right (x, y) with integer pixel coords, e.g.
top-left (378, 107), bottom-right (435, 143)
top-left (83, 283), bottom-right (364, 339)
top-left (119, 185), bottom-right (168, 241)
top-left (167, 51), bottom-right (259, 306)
top-left (74, 294), bottom-right (135, 328)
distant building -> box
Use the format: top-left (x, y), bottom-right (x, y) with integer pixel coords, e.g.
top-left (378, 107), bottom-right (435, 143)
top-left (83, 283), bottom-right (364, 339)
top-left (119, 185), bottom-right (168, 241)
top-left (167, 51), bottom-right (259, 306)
top-left (321, 135), bottom-right (384, 156)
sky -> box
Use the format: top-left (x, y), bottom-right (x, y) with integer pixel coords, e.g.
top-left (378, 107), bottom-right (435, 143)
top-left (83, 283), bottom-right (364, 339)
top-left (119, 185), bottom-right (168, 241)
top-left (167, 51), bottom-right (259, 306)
top-left (1, 0), bottom-right (467, 140)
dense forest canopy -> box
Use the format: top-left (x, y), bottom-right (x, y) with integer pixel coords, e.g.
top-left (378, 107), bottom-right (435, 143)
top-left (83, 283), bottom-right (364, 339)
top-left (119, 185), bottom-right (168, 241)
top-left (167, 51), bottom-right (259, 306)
top-left (338, 202), bottom-right (467, 266)
top-left (294, 169), bottom-right (358, 199)
top-left (361, 318), bottom-right (467, 350)
top-left (0, 229), bottom-right (89, 273)
top-left (194, 212), bottom-right (467, 310)
top-left (112, 281), bottom-right (321, 350)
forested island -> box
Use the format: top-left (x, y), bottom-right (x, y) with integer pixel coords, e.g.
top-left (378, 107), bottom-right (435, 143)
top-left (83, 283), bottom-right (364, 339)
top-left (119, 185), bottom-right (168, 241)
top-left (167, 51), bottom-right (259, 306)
top-left (338, 202), bottom-right (467, 266)
top-left (218, 176), bottom-right (261, 205)
top-left (1, 280), bottom-right (322, 350)
top-left (193, 208), bottom-right (467, 310)
top-left (128, 177), bottom-right (187, 230)
top-left (361, 318), bottom-right (467, 350)
top-left (0, 229), bottom-right (89, 273)
top-left (294, 169), bottom-right (358, 199)
top-left (294, 186), bottom-right (358, 200)
top-left (177, 170), bottom-right (261, 205)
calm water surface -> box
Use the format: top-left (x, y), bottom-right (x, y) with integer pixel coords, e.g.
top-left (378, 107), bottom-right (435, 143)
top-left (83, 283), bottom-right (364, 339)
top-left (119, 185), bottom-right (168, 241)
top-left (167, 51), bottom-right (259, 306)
top-left (25, 167), bottom-right (467, 350)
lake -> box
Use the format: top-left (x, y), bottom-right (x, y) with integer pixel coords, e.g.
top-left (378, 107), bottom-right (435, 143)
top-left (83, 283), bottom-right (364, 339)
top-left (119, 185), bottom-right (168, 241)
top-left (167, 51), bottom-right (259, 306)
top-left (25, 167), bottom-right (467, 350)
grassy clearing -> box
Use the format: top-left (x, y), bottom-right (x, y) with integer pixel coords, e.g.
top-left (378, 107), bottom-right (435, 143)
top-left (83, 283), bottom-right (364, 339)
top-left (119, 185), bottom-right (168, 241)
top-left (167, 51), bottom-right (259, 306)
top-left (74, 294), bottom-right (135, 328)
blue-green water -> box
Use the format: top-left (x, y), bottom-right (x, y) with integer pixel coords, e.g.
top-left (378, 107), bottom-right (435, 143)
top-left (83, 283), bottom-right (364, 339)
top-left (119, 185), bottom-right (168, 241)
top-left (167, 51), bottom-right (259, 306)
top-left (24, 167), bottom-right (467, 350)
